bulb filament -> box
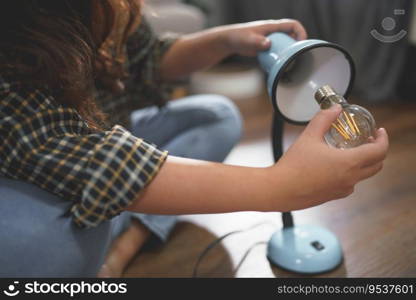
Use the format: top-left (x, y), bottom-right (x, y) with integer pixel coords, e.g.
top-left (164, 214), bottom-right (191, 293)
top-left (331, 112), bottom-right (360, 141)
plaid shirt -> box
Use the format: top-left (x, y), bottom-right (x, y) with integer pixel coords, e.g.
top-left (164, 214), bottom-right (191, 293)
top-left (0, 19), bottom-right (174, 228)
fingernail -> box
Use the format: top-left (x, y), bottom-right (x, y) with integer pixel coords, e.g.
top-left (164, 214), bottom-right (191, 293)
top-left (262, 38), bottom-right (271, 46)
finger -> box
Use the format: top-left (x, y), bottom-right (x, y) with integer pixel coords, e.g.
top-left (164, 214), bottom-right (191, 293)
top-left (260, 19), bottom-right (308, 40)
top-left (291, 20), bottom-right (308, 40)
top-left (357, 162), bottom-right (384, 181)
top-left (303, 104), bottom-right (342, 140)
top-left (250, 34), bottom-right (272, 51)
top-left (350, 128), bottom-right (389, 167)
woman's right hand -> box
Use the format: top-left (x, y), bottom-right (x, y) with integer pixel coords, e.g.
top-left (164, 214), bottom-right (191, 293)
top-left (269, 104), bottom-right (389, 211)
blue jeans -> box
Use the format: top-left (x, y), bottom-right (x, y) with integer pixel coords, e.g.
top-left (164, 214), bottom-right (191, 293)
top-left (0, 95), bottom-right (242, 277)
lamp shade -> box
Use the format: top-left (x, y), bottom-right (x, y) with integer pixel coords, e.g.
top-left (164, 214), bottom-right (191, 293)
top-left (258, 33), bottom-right (355, 125)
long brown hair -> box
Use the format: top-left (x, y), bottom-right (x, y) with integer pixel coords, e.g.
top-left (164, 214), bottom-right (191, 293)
top-left (0, 0), bottom-right (142, 130)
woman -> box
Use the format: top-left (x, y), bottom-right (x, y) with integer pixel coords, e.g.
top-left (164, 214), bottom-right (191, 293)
top-left (0, 0), bottom-right (388, 277)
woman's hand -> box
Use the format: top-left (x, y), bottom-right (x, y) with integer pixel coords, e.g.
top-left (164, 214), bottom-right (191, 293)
top-left (220, 19), bottom-right (308, 57)
top-left (268, 105), bottom-right (389, 211)
top-left (130, 104), bottom-right (388, 216)
top-left (161, 19), bottom-right (307, 80)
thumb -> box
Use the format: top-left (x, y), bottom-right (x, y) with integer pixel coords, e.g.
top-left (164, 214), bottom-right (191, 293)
top-left (304, 104), bottom-right (342, 139)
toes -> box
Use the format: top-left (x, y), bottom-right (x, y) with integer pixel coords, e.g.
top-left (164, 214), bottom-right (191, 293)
top-left (97, 264), bottom-right (112, 278)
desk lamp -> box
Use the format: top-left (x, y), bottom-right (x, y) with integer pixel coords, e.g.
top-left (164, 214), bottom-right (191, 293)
top-left (258, 33), bottom-right (355, 274)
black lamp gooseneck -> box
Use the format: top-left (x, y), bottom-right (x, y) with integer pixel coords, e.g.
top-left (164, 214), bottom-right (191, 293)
top-left (271, 114), bottom-right (294, 228)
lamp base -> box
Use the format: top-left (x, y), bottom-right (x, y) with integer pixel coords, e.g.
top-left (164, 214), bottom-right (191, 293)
top-left (267, 225), bottom-right (343, 275)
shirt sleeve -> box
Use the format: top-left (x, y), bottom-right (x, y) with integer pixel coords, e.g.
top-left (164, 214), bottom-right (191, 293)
top-left (125, 17), bottom-right (179, 107)
top-left (69, 125), bottom-right (168, 228)
top-left (0, 87), bottom-right (168, 228)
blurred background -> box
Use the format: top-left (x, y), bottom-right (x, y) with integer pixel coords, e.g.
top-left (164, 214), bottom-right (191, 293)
top-left (146, 0), bottom-right (415, 102)
top-left (123, 0), bottom-right (416, 278)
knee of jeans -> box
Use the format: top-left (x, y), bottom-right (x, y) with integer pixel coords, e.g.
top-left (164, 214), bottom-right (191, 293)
top-left (205, 95), bottom-right (243, 145)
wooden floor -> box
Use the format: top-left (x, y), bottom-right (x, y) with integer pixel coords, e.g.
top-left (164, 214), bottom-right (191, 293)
top-left (123, 92), bottom-right (416, 278)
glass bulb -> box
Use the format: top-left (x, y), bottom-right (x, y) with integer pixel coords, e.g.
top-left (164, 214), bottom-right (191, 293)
top-left (314, 85), bottom-right (376, 149)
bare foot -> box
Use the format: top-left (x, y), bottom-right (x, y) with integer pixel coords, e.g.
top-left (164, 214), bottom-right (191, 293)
top-left (97, 219), bottom-right (150, 278)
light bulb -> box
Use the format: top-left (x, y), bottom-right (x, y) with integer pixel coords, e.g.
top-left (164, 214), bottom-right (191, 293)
top-left (314, 85), bottom-right (376, 149)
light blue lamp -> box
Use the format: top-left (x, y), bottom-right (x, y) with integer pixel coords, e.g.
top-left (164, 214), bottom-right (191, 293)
top-left (258, 33), bottom-right (355, 274)
top-left (259, 33), bottom-right (355, 125)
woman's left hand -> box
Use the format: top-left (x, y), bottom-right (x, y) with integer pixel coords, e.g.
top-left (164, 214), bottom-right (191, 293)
top-left (161, 19), bottom-right (307, 80)
top-left (219, 19), bottom-right (308, 57)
